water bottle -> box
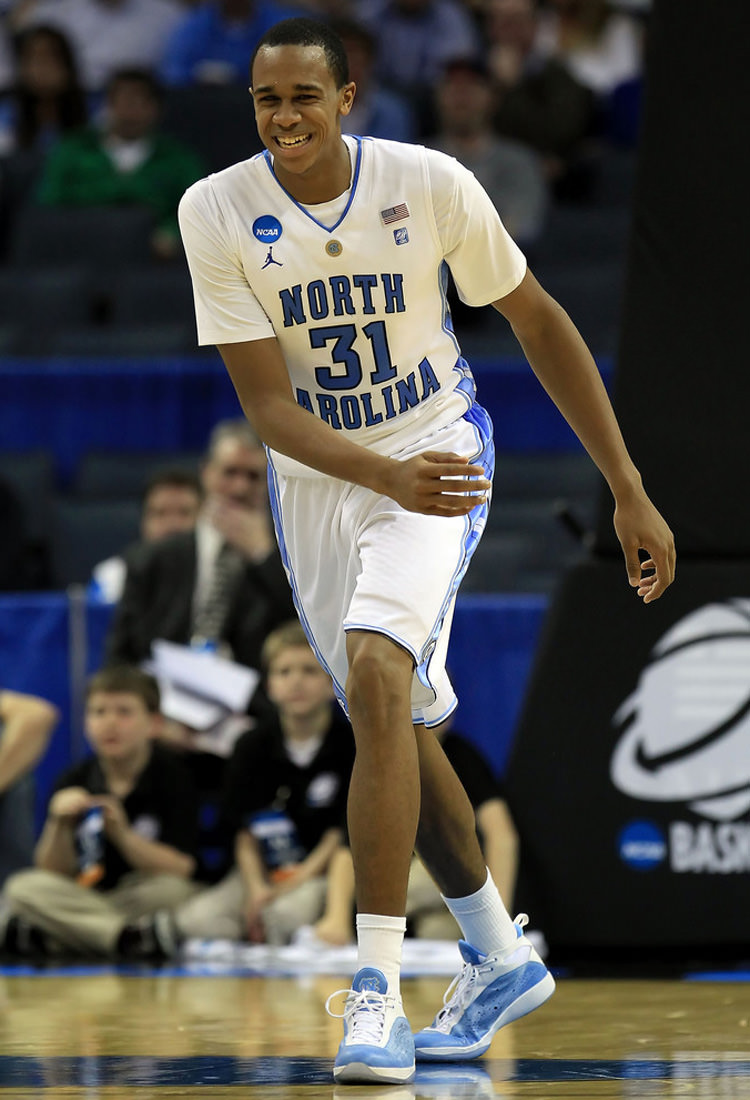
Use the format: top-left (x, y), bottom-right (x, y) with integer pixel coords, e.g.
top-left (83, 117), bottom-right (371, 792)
top-left (76, 806), bottom-right (105, 887)
top-left (248, 788), bottom-right (305, 882)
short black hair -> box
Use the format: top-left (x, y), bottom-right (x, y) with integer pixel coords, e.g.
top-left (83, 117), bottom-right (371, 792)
top-left (250, 17), bottom-right (349, 89)
top-left (86, 666), bottom-right (160, 713)
top-left (106, 67), bottom-right (164, 104)
top-left (141, 466), bottom-right (203, 508)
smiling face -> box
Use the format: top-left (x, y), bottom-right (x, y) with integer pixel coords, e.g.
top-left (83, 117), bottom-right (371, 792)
top-left (250, 43), bottom-right (355, 203)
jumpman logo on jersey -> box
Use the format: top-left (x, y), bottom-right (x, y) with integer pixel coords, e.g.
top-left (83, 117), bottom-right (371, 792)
top-left (262, 246), bottom-right (283, 269)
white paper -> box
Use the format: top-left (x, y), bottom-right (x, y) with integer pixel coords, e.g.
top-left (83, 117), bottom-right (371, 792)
top-left (156, 677), bottom-right (226, 731)
top-left (150, 639), bottom-right (259, 711)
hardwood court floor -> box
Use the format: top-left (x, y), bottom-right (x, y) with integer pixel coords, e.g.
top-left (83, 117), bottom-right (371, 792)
top-left (0, 967), bottom-right (749, 1098)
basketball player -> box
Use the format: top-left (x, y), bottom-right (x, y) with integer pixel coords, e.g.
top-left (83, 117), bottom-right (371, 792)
top-left (178, 17), bottom-right (675, 1085)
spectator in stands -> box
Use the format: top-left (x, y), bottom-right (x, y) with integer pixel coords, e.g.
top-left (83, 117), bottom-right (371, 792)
top-left (0, 666), bottom-right (199, 959)
top-left (309, 715), bottom-right (521, 945)
top-left (35, 67), bottom-right (206, 261)
top-left (429, 57), bottom-right (548, 249)
top-left (534, 0), bottom-right (643, 99)
top-left (482, 0), bottom-right (597, 195)
top-left (355, 0), bottom-right (482, 135)
top-left (0, 689), bottom-right (59, 889)
top-left (334, 18), bottom-right (416, 144)
top-left (148, 620), bottom-right (354, 949)
top-left (0, 25), bottom-right (87, 157)
top-left (90, 467), bottom-right (203, 604)
top-left (104, 418), bottom-right (295, 686)
top-left (160, 0), bottom-right (305, 88)
top-left (9, 0), bottom-right (185, 94)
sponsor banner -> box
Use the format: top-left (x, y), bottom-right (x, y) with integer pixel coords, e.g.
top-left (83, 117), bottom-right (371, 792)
top-left (505, 560), bottom-right (750, 951)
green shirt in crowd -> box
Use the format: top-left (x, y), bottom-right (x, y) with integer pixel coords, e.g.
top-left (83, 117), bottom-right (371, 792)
top-left (36, 127), bottom-right (206, 240)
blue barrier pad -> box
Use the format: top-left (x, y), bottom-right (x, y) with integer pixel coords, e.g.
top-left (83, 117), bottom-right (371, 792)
top-left (0, 592), bottom-right (548, 833)
top-left (0, 356), bottom-right (612, 483)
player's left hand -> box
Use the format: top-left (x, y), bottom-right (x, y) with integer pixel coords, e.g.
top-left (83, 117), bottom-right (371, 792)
top-left (383, 451), bottom-right (490, 516)
top-left (613, 492), bottom-right (676, 603)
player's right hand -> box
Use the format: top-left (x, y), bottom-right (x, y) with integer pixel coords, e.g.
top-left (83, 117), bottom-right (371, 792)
top-left (383, 451), bottom-right (490, 516)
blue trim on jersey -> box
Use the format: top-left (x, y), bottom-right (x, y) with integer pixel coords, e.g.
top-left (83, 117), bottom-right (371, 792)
top-left (439, 260), bottom-right (461, 356)
top-left (413, 400), bottom-right (494, 709)
top-left (262, 136), bottom-right (363, 233)
top-left (343, 623), bottom-right (419, 666)
top-left (265, 456), bottom-right (350, 715)
top-left (451, 358), bottom-right (478, 412)
top-left (423, 696), bottom-right (458, 729)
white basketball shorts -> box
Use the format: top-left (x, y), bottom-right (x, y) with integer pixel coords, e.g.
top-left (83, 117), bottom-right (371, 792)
top-left (267, 402), bottom-right (493, 727)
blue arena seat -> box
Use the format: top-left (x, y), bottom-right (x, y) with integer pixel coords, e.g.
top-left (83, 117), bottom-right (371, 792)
top-left (50, 497), bottom-right (141, 588)
top-left (161, 84), bottom-right (262, 174)
top-left (72, 449), bottom-right (202, 499)
top-left (8, 205), bottom-right (155, 270)
top-left (108, 264), bottom-right (196, 327)
top-left (0, 266), bottom-right (96, 353)
top-left (0, 449), bottom-right (57, 543)
top-left (46, 322), bottom-right (199, 358)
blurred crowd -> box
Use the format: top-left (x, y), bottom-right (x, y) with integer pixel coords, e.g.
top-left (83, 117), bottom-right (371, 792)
top-left (0, 0), bottom-right (650, 263)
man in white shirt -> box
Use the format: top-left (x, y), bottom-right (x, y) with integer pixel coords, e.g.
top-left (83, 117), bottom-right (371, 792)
top-left (11, 0), bottom-right (185, 92)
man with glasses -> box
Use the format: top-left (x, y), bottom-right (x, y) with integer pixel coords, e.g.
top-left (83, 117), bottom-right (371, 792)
top-left (105, 418), bottom-right (294, 676)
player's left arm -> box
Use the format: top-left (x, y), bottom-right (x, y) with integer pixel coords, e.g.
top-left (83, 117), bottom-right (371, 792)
top-left (493, 269), bottom-right (676, 602)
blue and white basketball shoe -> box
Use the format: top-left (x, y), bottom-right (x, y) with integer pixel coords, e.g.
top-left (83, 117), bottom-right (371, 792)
top-left (413, 914), bottom-right (555, 1061)
top-left (327, 967), bottom-right (416, 1083)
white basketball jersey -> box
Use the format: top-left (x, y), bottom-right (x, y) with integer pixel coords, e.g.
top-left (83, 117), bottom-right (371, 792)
top-left (179, 136), bottom-right (526, 475)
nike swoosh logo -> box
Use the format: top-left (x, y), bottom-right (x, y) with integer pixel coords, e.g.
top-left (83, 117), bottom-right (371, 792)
top-left (634, 694), bottom-right (750, 772)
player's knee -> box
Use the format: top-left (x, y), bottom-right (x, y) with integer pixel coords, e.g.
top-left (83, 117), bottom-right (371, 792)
top-left (346, 634), bottom-right (412, 720)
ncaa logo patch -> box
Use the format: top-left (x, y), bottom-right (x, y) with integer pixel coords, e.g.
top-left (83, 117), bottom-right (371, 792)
top-left (252, 214), bottom-right (282, 242)
top-left (393, 227), bottom-right (409, 246)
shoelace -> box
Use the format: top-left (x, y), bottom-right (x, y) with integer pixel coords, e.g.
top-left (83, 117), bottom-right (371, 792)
top-left (432, 964), bottom-right (485, 1032)
top-left (432, 913), bottom-right (531, 1033)
top-left (325, 987), bottom-right (397, 1044)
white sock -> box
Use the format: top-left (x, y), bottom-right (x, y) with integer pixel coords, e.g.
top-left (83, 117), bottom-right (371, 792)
top-left (442, 869), bottom-right (518, 956)
top-left (356, 913), bottom-right (406, 997)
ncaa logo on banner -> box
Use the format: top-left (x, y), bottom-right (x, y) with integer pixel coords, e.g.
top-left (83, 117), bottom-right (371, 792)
top-left (610, 599), bottom-right (750, 873)
top-left (617, 820), bottom-right (667, 871)
top-left (253, 215), bottom-right (283, 242)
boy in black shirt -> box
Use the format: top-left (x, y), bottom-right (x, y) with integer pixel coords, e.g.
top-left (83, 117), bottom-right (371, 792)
top-left (171, 620), bottom-right (355, 945)
top-left (2, 667), bottom-right (199, 958)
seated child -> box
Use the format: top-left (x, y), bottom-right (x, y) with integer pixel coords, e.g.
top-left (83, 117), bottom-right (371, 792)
top-left (1, 666), bottom-right (200, 959)
top-left (165, 620), bottom-right (355, 946)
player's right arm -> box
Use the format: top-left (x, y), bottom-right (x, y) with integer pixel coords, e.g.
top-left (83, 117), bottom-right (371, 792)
top-left (179, 180), bottom-right (487, 518)
top-left (217, 336), bottom-right (488, 517)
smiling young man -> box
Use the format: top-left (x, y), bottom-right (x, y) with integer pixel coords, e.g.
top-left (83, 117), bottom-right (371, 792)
top-left (178, 17), bottom-right (675, 1085)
